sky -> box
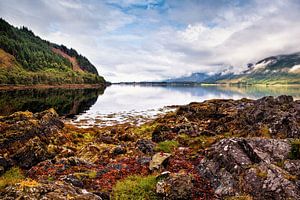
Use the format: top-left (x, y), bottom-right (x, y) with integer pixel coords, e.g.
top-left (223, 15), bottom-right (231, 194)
top-left (1, 0), bottom-right (300, 82)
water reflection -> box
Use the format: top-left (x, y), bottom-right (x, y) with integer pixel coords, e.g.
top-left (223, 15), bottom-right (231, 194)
top-left (0, 88), bottom-right (104, 117)
top-left (71, 84), bottom-right (300, 126)
top-left (0, 84), bottom-right (299, 126)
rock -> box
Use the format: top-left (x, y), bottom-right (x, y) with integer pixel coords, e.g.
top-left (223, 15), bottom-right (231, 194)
top-left (77, 144), bottom-right (101, 163)
top-left (0, 181), bottom-right (102, 200)
top-left (112, 146), bottom-right (127, 156)
top-left (197, 138), bottom-right (300, 199)
top-left (136, 139), bottom-right (155, 154)
top-left (283, 160), bottom-right (300, 177)
top-left (156, 173), bottom-right (193, 200)
top-left (0, 109), bottom-right (65, 171)
top-left (149, 152), bottom-right (171, 170)
top-left (63, 174), bottom-right (84, 188)
top-left (0, 156), bottom-right (12, 175)
top-left (152, 124), bottom-right (175, 142)
top-left (154, 95), bottom-right (300, 139)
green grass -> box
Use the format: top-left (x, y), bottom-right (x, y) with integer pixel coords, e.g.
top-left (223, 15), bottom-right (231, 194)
top-left (112, 175), bottom-right (158, 200)
top-left (0, 167), bottom-right (24, 188)
top-left (155, 140), bottom-right (179, 153)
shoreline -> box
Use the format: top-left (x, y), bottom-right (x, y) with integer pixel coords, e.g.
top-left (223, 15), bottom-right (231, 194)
top-left (0, 83), bottom-right (107, 91)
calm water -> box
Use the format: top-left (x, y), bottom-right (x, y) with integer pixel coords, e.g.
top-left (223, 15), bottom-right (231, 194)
top-left (0, 84), bottom-right (300, 126)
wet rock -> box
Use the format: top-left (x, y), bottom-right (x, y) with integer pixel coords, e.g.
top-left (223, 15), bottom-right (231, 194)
top-left (198, 138), bottom-right (300, 199)
top-left (149, 152), bottom-right (171, 170)
top-left (0, 181), bottom-right (102, 200)
top-left (63, 174), bottom-right (84, 188)
top-left (112, 146), bottom-right (127, 156)
top-left (156, 173), bottom-right (193, 200)
top-left (136, 139), bottom-right (155, 154)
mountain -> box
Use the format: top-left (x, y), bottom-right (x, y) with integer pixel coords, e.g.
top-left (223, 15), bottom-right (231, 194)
top-left (219, 52), bottom-right (300, 84)
top-left (0, 18), bottom-right (105, 85)
top-left (165, 71), bottom-right (235, 84)
top-left (165, 72), bottom-right (210, 83)
top-left (167, 52), bottom-right (300, 85)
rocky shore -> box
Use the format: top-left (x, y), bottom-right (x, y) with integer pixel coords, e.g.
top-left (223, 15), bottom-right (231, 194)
top-left (0, 95), bottom-right (299, 199)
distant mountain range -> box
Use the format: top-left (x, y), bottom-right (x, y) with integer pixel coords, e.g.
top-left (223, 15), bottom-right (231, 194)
top-left (0, 18), bottom-right (105, 85)
top-left (167, 52), bottom-right (300, 85)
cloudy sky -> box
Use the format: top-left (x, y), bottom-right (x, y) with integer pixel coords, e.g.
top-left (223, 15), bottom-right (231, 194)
top-left (1, 0), bottom-right (300, 82)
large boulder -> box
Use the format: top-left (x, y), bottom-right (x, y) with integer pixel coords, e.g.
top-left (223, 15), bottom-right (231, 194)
top-left (198, 138), bottom-right (300, 199)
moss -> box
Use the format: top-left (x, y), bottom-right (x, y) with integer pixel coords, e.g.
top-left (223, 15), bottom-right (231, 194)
top-left (155, 140), bottom-right (179, 153)
top-left (178, 134), bottom-right (219, 149)
top-left (225, 195), bottom-right (253, 200)
top-left (18, 179), bottom-right (39, 188)
top-left (73, 170), bottom-right (98, 180)
top-left (112, 175), bottom-right (158, 200)
top-left (0, 167), bottom-right (25, 188)
top-left (87, 171), bottom-right (97, 179)
top-left (259, 125), bottom-right (271, 138)
top-left (47, 176), bottom-right (54, 182)
top-left (275, 160), bottom-right (285, 168)
top-left (132, 122), bottom-right (158, 138)
top-left (256, 168), bottom-right (268, 179)
top-left (289, 139), bottom-right (300, 159)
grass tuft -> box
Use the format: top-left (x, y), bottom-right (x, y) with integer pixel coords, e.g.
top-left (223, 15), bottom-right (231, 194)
top-left (155, 140), bottom-right (179, 153)
top-left (112, 175), bottom-right (158, 200)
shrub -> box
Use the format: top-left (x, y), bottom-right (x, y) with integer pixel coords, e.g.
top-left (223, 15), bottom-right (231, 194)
top-left (155, 140), bottom-right (179, 153)
top-left (112, 175), bottom-right (158, 200)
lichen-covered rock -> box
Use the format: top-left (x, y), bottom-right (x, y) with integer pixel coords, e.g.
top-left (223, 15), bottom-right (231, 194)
top-left (156, 173), bottom-right (193, 200)
top-left (198, 138), bottom-right (300, 199)
top-left (0, 181), bottom-right (102, 200)
top-left (153, 95), bottom-right (300, 140)
top-left (0, 109), bottom-right (65, 171)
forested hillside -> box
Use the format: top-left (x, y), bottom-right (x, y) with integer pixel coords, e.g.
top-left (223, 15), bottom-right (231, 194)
top-left (0, 18), bottom-right (105, 85)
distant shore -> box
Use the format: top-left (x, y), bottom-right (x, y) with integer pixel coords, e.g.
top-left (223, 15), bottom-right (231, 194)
top-left (113, 81), bottom-right (300, 87)
top-left (0, 83), bottom-right (108, 91)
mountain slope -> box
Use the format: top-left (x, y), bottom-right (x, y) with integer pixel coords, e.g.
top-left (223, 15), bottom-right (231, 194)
top-left (0, 18), bottom-right (105, 85)
top-left (219, 52), bottom-right (300, 84)
top-left (167, 52), bottom-right (300, 85)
